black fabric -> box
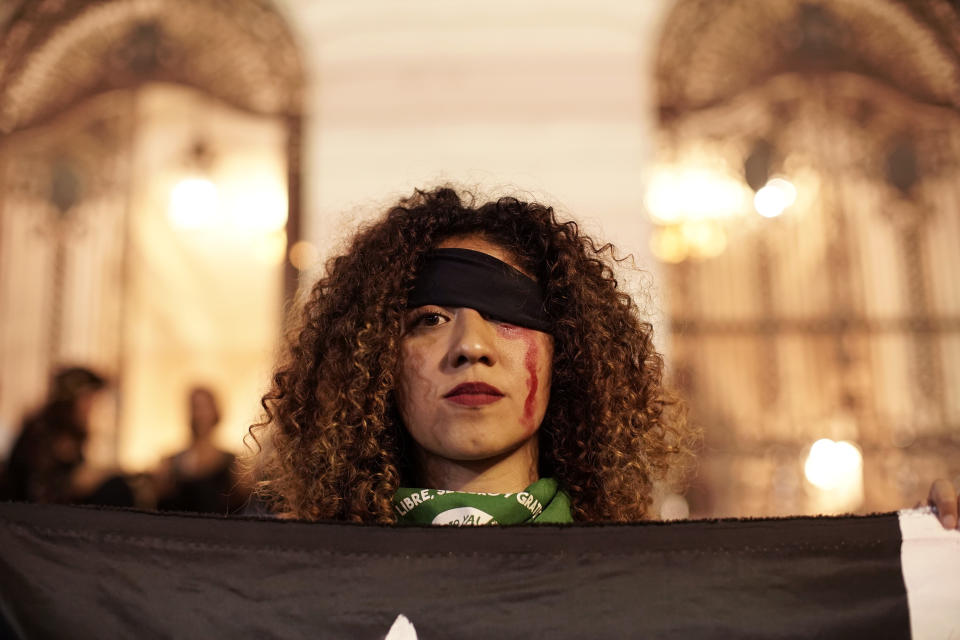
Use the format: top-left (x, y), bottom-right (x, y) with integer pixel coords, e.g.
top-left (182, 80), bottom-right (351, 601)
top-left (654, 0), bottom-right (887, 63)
top-left (407, 248), bottom-right (550, 332)
top-left (0, 502), bottom-right (910, 639)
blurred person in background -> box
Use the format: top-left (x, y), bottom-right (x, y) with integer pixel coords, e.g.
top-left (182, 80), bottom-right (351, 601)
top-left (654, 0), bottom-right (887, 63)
top-left (0, 366), bottom-right (134, 506)
top-left (154, 386), bottom-right (247, 514)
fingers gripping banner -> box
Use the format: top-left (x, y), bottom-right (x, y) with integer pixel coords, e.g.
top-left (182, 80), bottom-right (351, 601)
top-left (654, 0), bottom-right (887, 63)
top-left (0, 503), bottom-right (957, 639)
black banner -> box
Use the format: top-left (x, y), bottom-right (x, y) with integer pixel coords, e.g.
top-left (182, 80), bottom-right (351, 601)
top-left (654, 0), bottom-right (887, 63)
top-left (0, 502), bottom-right (912, 639)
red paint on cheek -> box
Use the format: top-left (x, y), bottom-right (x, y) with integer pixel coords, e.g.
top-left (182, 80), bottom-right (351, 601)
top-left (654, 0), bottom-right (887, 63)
top-left (522, 333), bottom-right (539, 431)
top-left (497, 323), bottom-right (541, 432)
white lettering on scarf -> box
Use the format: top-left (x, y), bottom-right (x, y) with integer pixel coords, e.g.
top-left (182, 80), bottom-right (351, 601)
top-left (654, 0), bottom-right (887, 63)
top-left (516, 492), bottom-right (543, 518)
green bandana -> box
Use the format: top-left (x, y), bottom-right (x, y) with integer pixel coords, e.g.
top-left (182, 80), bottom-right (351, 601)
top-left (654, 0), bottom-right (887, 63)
top-left (393, 477), bottom-right (573, 525)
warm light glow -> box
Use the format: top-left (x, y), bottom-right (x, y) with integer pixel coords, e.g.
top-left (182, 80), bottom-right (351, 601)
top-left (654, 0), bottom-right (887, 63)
top-left (649, 225), bottom-right (688, 263)
top-left (228, 176), bottom-right (288, 232)
top-left (804, 438), bottom-right (863, 490)
top-left (645, 166), bottom-right (749, 224)
top-left (650, 221), bottom-right (727, 264)
top-left (253, 230), bottom-right (287, 265)
top-left (168, 178), bottom-right (219, 229)
top-left (288, 240), bottom-right (319, 271)
top-left (682, 220), bottom-right (727, 259)
top-left (659, 493), bottom-right (690, 520)
top-left (753, 177), bottom-right (797, 218)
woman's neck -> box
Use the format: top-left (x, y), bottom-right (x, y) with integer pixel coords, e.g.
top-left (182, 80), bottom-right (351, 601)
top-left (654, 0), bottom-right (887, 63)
top-left (414, 439), bottom-right (538, 493)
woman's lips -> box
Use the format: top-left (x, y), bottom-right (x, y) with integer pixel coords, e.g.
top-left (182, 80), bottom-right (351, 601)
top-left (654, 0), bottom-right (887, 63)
top-left (444, 382), bottom-right (504, 406)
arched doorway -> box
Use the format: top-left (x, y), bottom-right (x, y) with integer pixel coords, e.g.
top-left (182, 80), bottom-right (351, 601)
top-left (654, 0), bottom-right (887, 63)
top-left (651, 0), bottom-right (960, 516)
top-left (0, 0), bottom-right (304, 469)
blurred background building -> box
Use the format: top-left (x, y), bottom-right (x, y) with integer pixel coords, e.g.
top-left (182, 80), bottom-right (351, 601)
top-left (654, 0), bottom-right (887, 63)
top-left (0, 0), bottom-right (957, 517)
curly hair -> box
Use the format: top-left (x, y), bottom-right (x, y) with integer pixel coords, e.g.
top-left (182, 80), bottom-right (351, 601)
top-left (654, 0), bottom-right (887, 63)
top-left (248, 187), bottom-right (696, 523)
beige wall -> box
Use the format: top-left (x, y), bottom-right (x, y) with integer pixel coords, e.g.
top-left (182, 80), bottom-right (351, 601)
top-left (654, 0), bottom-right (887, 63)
top-left (276, 1), bottom-right (671, 318)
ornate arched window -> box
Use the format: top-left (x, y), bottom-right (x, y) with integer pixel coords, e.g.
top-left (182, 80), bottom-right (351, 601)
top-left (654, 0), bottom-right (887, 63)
top-left (0, 0), bottom-right (304, 468)
top-left (652, 0), bottom-right (960, 516)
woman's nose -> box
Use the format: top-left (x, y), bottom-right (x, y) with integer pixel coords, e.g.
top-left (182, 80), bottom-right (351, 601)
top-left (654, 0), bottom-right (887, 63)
top-left (447, 308), bottom-right (498, 368)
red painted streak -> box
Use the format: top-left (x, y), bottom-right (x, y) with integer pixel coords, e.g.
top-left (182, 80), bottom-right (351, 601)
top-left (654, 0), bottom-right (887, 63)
top-left (496, 323), bottom-right (539, 431)
top-left (522, 333), bottom-right (539, 430)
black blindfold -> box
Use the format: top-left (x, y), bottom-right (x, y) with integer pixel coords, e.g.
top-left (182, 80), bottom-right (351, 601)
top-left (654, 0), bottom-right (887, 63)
top-left (407, 248), bottom-right (550, 333)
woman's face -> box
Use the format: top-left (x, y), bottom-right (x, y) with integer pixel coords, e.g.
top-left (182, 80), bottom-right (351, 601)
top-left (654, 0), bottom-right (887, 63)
top-left (396, 236), bottom-right (554, 471)
top-left (189, 389), bottom-right (219, 440)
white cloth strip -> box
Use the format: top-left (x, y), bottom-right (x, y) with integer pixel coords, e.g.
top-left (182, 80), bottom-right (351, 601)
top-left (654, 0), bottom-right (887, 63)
top-left (898, 507), bottom-right (960, 639)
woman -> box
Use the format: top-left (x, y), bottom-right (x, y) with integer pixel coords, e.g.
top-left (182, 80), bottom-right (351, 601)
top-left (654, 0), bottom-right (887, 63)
top-left (250, 186), bottom-right (960, 527)
top-left (155, 386), bottom-right (247, 514)
top-left (250, 186), bottom-right (696, 523)
top-left (2, 367), bottom-right (134, 507)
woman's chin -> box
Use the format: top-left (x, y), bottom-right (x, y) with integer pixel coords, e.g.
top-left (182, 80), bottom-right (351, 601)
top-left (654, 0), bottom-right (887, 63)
top-left (425, 434), bottom-right (536, 466)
